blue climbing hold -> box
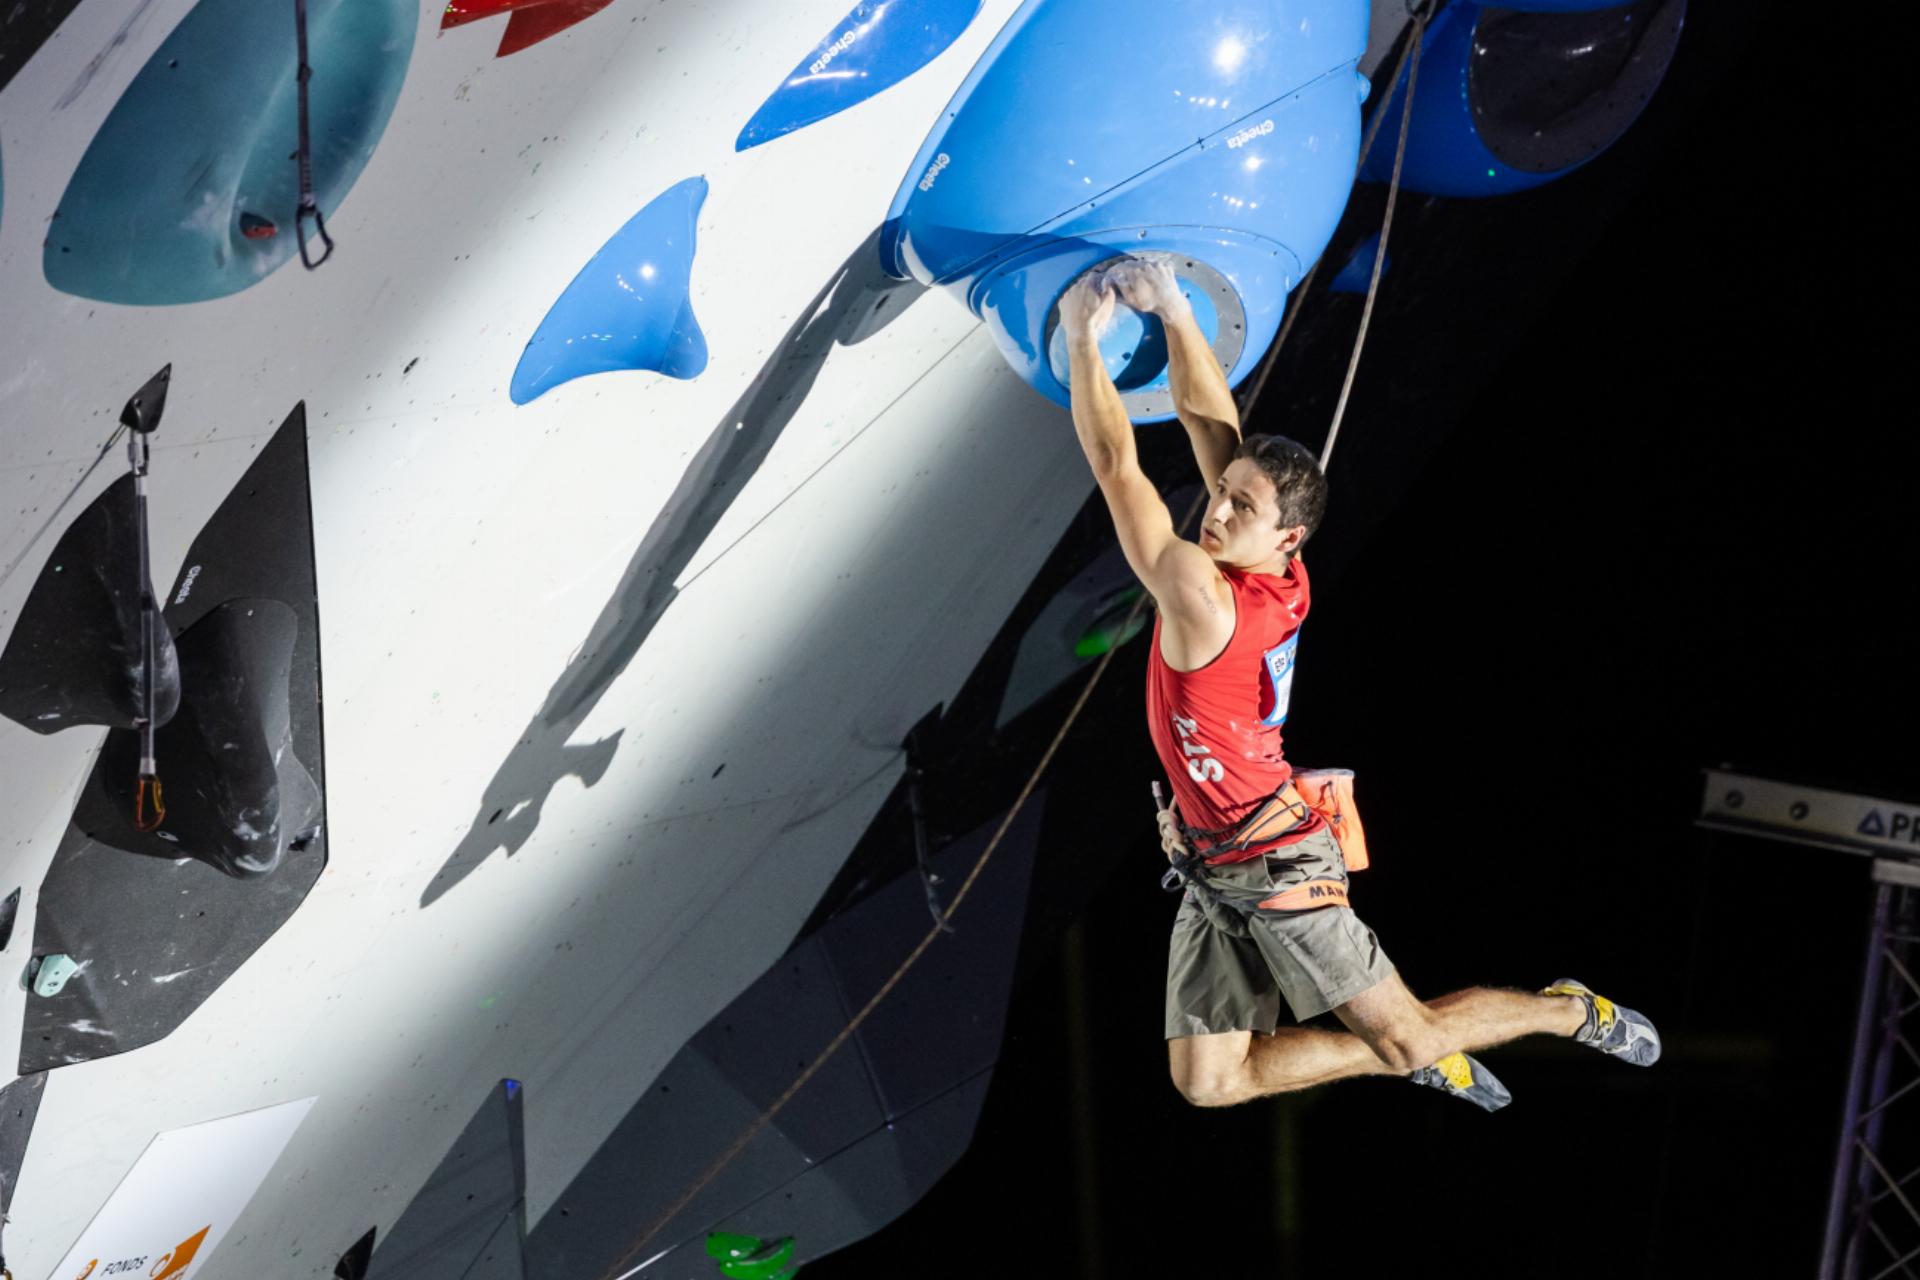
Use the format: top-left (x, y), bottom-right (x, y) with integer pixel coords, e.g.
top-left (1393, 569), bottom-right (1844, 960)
top-left (1044, 268), bottom-right (1220, 394)
top-left (510, 176), bottom-right (710, 404)
top-left (43, 0), bottom-right (415, 305)
top-left (878, 0), bottom-right (1367, 420)
top-left (1328, 232), bottom-right (1388, 294)
top-left (736, 0), bottom-right (983, 152)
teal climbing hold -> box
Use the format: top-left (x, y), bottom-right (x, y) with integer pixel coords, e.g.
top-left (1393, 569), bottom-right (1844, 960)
top-left (30, 953), bottom-right (82, 998)
top-left (43, 0), bottom-right (415, 305)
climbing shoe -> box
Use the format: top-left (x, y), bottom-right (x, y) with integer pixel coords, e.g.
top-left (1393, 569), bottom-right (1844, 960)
top-left (1543, 978), bottom-right (1661, 1066)
top-left (1408, 1051), bottom-right (1512, 1112)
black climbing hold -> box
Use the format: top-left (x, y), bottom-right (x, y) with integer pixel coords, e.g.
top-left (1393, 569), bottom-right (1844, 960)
top-left (120, 364), bottom-right (171, 434)
top-left (0, 473), bottom-right (181, 735)
top-left (334, 1226), bottom-right (376, 1280)
top-left (88, 599), bottom-right (318, 878)
top-left (0, 889), bottom-right (17, 953)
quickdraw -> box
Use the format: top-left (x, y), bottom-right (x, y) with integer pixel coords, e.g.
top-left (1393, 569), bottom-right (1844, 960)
top-left (122, 370), bottom-right (167, 832)
top-left (293, 0), bottom-right (335, 269)
top-left (134, 773), bottom-right (168, 833)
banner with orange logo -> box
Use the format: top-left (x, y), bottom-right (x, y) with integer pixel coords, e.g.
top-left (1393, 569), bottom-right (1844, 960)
top-left (48, 1098), bottom-right (314, 1280)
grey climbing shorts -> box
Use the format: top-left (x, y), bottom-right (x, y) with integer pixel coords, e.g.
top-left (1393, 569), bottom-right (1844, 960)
top-left (1164, 825), bottom-right (1395, 1038)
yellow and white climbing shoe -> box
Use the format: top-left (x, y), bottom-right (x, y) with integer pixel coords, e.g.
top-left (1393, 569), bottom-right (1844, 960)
top-left (1408, 1051), bottom-right (1512, 1112)
top-left (1543, 978), bottom-right (1661, 1067)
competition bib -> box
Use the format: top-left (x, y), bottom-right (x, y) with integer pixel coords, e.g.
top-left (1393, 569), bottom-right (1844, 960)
top-left (1259, 629), bottom-right (1300, 727)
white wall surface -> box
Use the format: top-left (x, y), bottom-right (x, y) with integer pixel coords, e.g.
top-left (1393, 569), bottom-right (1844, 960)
top-left (0, 0), bottom-right (1102, 1274)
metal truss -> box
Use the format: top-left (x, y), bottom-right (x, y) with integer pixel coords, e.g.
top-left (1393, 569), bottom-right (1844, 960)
top-left (1823, 860), bottom-right (1920, 1280)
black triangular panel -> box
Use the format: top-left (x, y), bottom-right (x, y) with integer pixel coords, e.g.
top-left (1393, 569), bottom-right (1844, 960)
top-left (336, 1226), bottom-right (378, 1280)
top-left (367, 1080), bottom-right (527, 1280)
top-left (21, 403), bottom-right (329, 1073)
top-left (525, 795), bottom-right (1045, 1279)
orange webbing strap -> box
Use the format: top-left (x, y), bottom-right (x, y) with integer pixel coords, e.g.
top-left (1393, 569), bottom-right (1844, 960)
top-left (134, 775), bottom-right (166, 833)
top-left (1292, 768), bottom-right (1368, 871)
top-left (1257, 878), bottom-right (1351, 912)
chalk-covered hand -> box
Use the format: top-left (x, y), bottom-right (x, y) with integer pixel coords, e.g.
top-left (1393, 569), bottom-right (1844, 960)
top-left (1107, 256), bottom-right (1189, 320)
top-left (1058, 276), bottom-right (1116, 342)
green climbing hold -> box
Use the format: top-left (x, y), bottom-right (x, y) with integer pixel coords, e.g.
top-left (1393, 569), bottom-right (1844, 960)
top-left (707, 1233), bottom-right (758, 1262)
top-left (705, 1232), bottom-right (799, 1280)
top-left (1073, 586), bottom-right (1148, 658)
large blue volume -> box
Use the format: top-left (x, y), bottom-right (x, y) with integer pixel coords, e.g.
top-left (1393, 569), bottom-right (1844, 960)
top-left (879, 0), bottom-right (1370, 421)
top-left (737, 0), bottom-right (983, 151)
top-left (43, 0), bottom-right (414, 306)
top-left (511, 176), bottom-right (710, 405)
top-left (1358, 0), bottom-right (1686, 196)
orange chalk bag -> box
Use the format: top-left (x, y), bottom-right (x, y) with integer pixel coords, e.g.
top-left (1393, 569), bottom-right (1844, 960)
top-left (1291, 768), bottom-right (1369, 872)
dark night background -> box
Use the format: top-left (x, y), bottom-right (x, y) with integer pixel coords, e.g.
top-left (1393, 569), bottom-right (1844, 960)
top-left (816, 5), bottom-right (1912, 1277)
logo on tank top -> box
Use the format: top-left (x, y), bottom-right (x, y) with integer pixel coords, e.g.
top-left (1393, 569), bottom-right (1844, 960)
top-left (1259, 629), bottom-right (1300, 727)
top-left (1171, 713), bottom-right (1224, 784)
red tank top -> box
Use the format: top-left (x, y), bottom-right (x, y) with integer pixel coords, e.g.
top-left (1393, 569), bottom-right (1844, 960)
top-left (1145, 557), bottom-right (1319, 858)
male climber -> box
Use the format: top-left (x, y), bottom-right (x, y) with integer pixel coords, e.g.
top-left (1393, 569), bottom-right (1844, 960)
top-left (1058, 256), bottom-right (1659, 1110)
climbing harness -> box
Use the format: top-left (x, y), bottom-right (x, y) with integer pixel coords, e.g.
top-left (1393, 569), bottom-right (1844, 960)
top-left (122, 374), bottom-right (167, 832)
top-left (598, 18), bottom-right (1433, 1277)
top-left (293, 0), bottom-right (334, 269)
top-left (1157, 780), bottom-right (1309, 900)
top-left (1157, 770), bottom-right (1371, 916)
top-left (1170, 779), bottom-right (1315, 865)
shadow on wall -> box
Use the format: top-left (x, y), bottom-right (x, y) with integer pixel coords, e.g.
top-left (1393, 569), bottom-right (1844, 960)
top-left (419, 229), bottom-right (925, 906)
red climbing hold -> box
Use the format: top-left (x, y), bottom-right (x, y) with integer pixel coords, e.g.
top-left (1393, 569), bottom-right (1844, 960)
top-left (440, 0), bottom-right (614, 57)
top-left (239, 212), bottom-right (278, 240)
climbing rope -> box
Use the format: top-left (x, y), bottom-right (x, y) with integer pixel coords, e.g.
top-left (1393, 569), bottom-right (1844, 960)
top-left (1239, 6), bottom-right (1426, 417)
top-left (293, 0), bottom-right (335, 269)
top-left (599, 489), bottom-right (1200, 1278)
top-left (0, 425), bottom-right (127, 597)
top-left (1320, 4), bottom-right (1427, 471)
top-left (601, 18), bottom-right (1433, 1277)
